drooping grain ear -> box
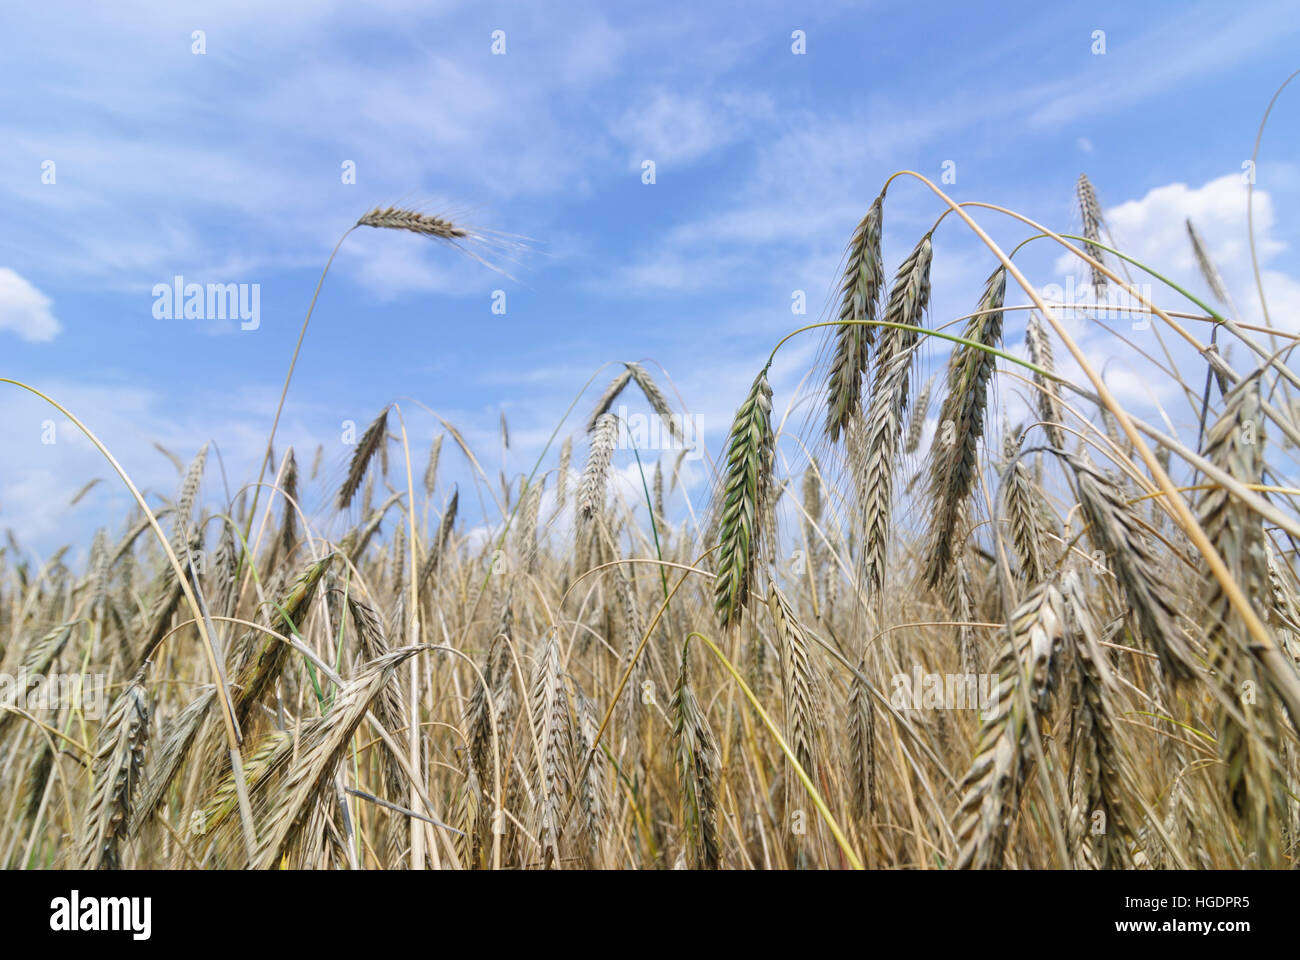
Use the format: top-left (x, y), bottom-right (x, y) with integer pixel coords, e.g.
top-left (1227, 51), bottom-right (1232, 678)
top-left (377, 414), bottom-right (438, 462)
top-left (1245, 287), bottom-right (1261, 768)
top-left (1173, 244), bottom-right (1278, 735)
top-left (79, 666), bottom-right (150, 870)
top-left (0, 621), bottom-right (76, 744)
top-left (251, 647), bottom-right (425, 869)
top-left (227, 554), bottom-right (334, 724)
top-left (999, 430), bottom-right (1054, 588)
top-left (1061, 571), bottom-right (1133, 869)
top-left (824, 194), bottom-right (884, 442)
top-left (131, 685), bottom-right (216, 836)
top-left (1195, 377), bottom-right (1286, 867)
top-left (356, 206), bottom-right (470, 240)
top-left (670, 642), bottom-right (721, 869)
top-left (921, 265), bottom-right (1005, 589)
top-left (587, 369), bottom-right (633, 434)
top-left (338, 407), bottom-right (390, 511)
top-left (578, 413), bottom-right (619, 521)
top-left (855, 234), bottom-right (934, 599)
top-left (711, 368), bottom-right (775, 628)
top-left (767, 586), bottom-right (825, 811)
top-left (954, 581), bottom-right (1065, 869)
top-left (625, 361), bottom-right (683, 442)
top-left (1066, 453), bottom-right (1199, 687)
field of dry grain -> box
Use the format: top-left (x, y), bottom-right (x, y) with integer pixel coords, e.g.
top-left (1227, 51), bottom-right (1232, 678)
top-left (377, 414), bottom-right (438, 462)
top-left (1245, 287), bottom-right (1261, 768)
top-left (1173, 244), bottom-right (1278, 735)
top-left (2, 174), bottom-right (1299, 871)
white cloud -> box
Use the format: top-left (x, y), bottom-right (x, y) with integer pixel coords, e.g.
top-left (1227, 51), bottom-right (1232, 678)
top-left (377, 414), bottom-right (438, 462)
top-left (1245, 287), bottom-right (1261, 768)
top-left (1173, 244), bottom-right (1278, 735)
top-left (0, 4), bottom-right (624, 300)
top-left (1053, 173), bottom-right (1298, 333)
top-left (1025, 172), bottom-right (1300, 447)
top-left (0, 268), bottom-right (60, 341)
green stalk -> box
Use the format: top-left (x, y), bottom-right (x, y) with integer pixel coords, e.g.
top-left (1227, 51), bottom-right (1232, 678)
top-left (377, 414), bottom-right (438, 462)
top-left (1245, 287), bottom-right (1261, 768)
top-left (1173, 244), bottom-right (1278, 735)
top-left (767, 320), bottom-right (1051, 380)
top-left (689, 631), bottom-right (864, 870)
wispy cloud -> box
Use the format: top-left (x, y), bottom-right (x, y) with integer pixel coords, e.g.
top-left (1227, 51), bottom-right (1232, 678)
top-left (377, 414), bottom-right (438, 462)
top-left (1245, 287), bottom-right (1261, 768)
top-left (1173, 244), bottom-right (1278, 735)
top-left (0, 269), bottom-right (60, 341)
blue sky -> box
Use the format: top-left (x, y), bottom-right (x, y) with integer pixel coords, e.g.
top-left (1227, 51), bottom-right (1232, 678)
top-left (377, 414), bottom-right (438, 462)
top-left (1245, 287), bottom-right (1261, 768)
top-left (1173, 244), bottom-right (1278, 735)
top-left (2, 0), bottom-right (1299, 556)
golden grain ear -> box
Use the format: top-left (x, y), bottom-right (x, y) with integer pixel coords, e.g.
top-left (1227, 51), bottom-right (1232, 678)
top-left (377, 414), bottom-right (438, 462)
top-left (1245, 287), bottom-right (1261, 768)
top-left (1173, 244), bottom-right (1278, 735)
top-left (670, 640), bottom-right (722, 869)
top-left (338, 407), bottom-right (390, 511)
top-left (79, 666), bottom-right (150, 870)
top-left (356, 206), bottom-right (470, 240)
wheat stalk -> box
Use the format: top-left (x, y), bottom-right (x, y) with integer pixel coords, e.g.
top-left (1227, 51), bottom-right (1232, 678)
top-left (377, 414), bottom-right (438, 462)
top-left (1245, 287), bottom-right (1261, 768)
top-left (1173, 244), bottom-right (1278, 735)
top-left (825, 195), bottom-right (884, 441)
top-left (904, 373), bottom-right (935, 455)
top-left (578, 414), bottom-right (618, 521)
top-left (587, 368), bottom-right (633, 433)
top-left (1061, 571), bottom-right (1133, 868)
top-left (671, 642), bottom-right (721, 868)
top-left (712, 368), bottom-right (775, 628)
top-left (251, 647), bottom-right (424, 869)
top-left (921, 266), bottom-right (1005, 587)
top-left (423, 433), bottom-right (444, 497)
top-left (1195, 377), bottom-right (1286, 866)
top-left (1075, 174), bottom-right (1107, 291)
top-left (338, 408), bottom-right (390, 511)
top-left (528, 628), bottom-right (573, 867)
top-left (954, 581), bottom-right (1064, 869)
top-left (768, 586), bottom-right (824, 811)
top-left (1024, 313), bottom-right (1067, 451)
top-left (1067, 454), bottom-right (1198, 686)
top-left (357, 206), bottom-right (470, 239)
top-left (856, 234), bottom-right (932, 597)
top-left (79, 666), bottom-right (150, 869)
